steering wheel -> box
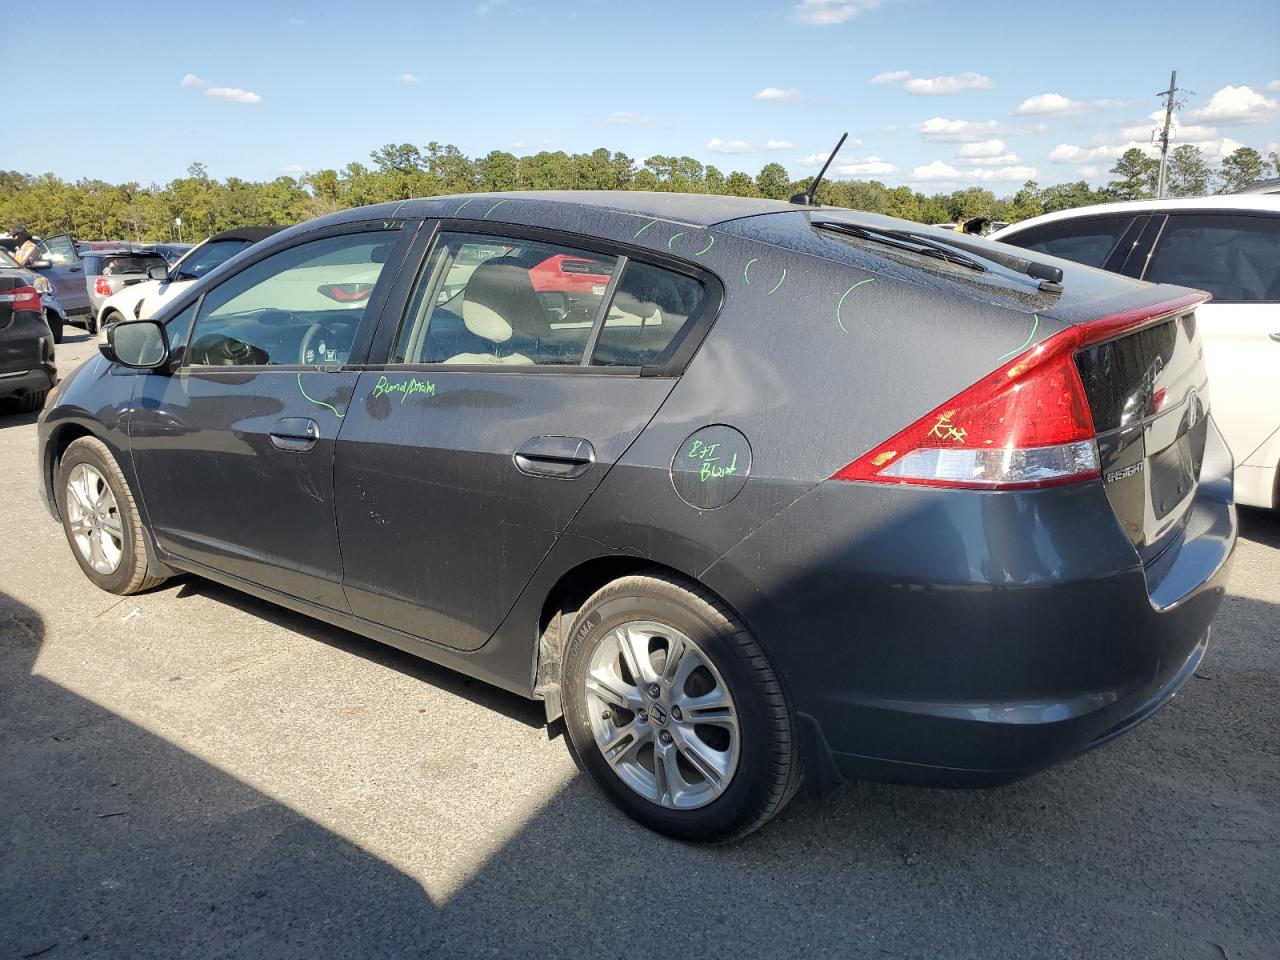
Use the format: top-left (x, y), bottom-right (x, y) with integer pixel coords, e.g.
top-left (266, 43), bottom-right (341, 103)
top-left (298, 321), bottom-right (355, 366)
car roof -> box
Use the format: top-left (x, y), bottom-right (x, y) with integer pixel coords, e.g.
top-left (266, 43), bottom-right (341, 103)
top-left (992, 193), bottom-right (1280, 237)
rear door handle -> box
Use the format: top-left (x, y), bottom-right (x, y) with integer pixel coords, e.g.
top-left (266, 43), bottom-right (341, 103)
top-left (514, 436), bottom-right (595, 479)
top-left (270, 417), bottom-right (320, 452)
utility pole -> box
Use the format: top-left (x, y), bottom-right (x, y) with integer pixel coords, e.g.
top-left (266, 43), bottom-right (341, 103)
top-left (1155, 70), bottom-right (1181, 199)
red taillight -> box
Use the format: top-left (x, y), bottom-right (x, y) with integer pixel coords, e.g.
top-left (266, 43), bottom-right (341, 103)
top-left (833, 292), bottom-right (1208, 491)
top-left (0, 284), bottom-right (41, 312)
top-left (95, 278), bottom-right (113, 296)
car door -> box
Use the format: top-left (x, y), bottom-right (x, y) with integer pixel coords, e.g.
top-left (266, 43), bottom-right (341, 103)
top-left (332, 222), bottom-right (719, 650)
top-left (130, 221), bottom-right (414, 609)
top-left (1141, 211), bottom-right (1280, 478)
top-left (33, 234), bottom-right (89, 315)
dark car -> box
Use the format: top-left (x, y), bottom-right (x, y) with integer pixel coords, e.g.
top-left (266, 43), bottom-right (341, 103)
top-left (36, 192), bottom-right (1236, 841)
top-left (1, 247), bottom-right (67, 343)
top-left (1, 274), bottom-right (56, 412)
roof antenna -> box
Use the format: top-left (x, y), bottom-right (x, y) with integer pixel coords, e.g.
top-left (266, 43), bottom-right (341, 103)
top-left (790, 132), bottom-right (848, 206)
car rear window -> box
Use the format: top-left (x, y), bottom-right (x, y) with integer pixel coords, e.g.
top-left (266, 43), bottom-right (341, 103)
top-left (97, 255), bottom-right (167, 276)
top-left (1144, 213), bottom-right (1280, 302)
top-left (1000, 215), bottom-right (1137, 268)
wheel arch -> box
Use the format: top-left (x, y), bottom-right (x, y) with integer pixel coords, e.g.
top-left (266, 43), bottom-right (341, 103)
top-left (43, 420), bottom-right (100, 522)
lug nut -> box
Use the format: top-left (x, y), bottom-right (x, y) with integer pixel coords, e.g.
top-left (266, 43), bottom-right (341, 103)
top-left (670, 706), bottom-right (682, 721)
top-left (637, 709), bottom-right (648, 723)
top-left (648, 683), bottom-right (661, 699)
top-left (659, 730), bottom-right (673, 744)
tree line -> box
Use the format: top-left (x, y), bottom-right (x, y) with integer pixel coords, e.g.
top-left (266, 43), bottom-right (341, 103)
top-left (3, 142), bottom-right (1275, 244)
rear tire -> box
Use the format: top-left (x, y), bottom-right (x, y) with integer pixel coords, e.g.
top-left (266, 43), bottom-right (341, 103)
top-left (14, 390), bottom-right (47, 413)
top-left (561, 571), bottom-right (801, 843)
top-left (56, 436), bottom-right (168, 595)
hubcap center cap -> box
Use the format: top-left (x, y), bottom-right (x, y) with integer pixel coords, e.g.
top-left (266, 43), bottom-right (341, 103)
top-left (649, 703), bottom-right (668, 727)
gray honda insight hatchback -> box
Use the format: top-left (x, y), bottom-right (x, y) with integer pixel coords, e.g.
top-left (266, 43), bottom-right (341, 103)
top-left (37, 192), bottom-right (1236, 841)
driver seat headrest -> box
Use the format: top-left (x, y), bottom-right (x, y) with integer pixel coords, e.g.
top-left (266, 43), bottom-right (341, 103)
top-left (461, 257), bottom-right (545, 344)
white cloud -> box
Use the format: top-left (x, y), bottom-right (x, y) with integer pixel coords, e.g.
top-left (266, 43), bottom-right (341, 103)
top-left (909, 160), bottom-right (962, 181)
top-left (707, 138), bottom-right (758, 154)
top-left (796, 141), bottom-right (862, 164)
top-left (1049, 143), bottom-right (1112, 163)
top-left (791, 0), bottom-right (881, 25)
top-left (1191, 84), bottom-right (1279, 125)
top-left (205, 86), bottom-right (263, 104)
top-left (181, 73), bottom-right (208, 89)
top-left (1078, 165), bottom-right (1101, 179)
top-left (756, 87), bottom-right (802, 102)
top-left (834, 156), bottom-right (895, 176)
top-left (1015, 93), bottom-right (1085, 116)
top-left (870, 69), bottom-right (912, 85)
top-left (914, 116), bottom-right (1001, 142)
top-left (399, 73), bottom-right (420, 83)
top-left (967, 165), bottom-right (1038, 182)
top-left (1093, 98), bottom-right (1126, 110)
top-left (903, 72), bottom-right (993, 95)
top-left (1268, 80), bottom-right (1280, 92)
top-left (764, 139), bottom-right (794, 150)
top-left (961, 153), bottom-right (1020, 166)
top-left (957, 139), bottom-right (1006, 158)
top-left (601, 111), bottom-right (650, 124)
top-left (280, 164), bottom-right (309, 174)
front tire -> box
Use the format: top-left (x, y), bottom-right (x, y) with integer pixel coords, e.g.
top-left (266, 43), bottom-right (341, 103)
top-left (57, 436), bottom-right (168, 595)
top-left (562, 571), bottom-right (801, 842)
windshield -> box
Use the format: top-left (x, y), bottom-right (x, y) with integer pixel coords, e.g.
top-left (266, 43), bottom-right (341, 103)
top-left (174, 239), bottom-right (249, 281)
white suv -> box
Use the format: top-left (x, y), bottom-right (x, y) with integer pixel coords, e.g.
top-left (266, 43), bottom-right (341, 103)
top-left (94, 226), bottom-right (281, 330)
top-left (993, 196), bottom-right (1280, 509)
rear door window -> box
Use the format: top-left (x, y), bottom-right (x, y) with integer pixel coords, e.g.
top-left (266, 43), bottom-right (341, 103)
top-left (591, 260), bottom-right (706, 367)
top-left (394, 233), bottom-right (618, 366)
top-left (1001, 215), bottom-right (1137, 268)
top-left (1144, 213), bottom-right (1280, 302)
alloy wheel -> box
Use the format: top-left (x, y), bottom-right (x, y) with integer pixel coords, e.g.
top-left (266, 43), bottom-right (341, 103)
top-left (584, 620), bottom-right (740, 810)
top-left (65, 463), bottom-right (124, 575)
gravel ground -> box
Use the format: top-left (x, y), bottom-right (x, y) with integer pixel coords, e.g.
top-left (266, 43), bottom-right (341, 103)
top-left (1, 330), bottom-right (1276, 959)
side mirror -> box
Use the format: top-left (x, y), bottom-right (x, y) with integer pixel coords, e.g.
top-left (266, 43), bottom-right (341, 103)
top-left (146, 264), bottom-right (169, 281)
top-left (98, 319), bottom-right (169, 369)
top-left (28, 259), bottom-right (52, 270)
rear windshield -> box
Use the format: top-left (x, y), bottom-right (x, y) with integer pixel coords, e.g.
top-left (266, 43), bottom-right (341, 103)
top-left (95, 255), bottom-right (167, 276)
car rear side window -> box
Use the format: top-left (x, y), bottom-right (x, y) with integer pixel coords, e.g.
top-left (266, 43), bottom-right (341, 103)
top-left (394, 232), bottom-right (618, 366)
top-left (1144, 213), bottom-right (1280, 302)
top-left (1001, 216), bottom-right (1136, 268)
top-left (590, 260), bottom-right (705, 367)
top-left (185, 231), bottom-right (392, 367)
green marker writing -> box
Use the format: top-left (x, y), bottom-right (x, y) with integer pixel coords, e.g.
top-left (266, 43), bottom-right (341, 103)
top-left (372, 375), bottom-right (437, 404)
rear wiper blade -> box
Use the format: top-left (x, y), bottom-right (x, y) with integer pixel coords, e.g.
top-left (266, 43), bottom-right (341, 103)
top-left (815, 221), bottom-right (988, 273)
top-left (816, 219), bottom-right (1064, 292)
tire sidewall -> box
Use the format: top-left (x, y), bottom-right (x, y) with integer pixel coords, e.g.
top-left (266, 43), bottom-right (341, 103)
top-left (57, 440), bottom-right (142, 594)
top-left (562, 585), bottom-right (781, 841)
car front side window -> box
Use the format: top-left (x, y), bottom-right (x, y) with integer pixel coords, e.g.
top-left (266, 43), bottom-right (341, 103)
top-left (1001, 216), bottom-right (1136, 269)
top-left (1144, 213), bottom-right (1280, 303)
top-left (185, 230), bottom-right (394, 368)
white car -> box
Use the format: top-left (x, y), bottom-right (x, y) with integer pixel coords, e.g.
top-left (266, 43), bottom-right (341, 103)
top-left (94, 226), bottom-right (281, 329)
top-left (993, 195), bottom-right (1280, 509)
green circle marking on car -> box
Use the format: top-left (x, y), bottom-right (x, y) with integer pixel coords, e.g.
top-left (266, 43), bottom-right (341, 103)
top-left (671, 425), bottom-right (752, 510)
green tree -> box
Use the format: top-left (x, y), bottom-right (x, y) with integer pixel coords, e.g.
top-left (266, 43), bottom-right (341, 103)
top-left (724, 171), bottom-right (759, 197)
top-left (1107, 148), bottom-right (1158, 200)
top-left (1216, 146), bottom-right (1264, 194)
top-left (1166, 145), bottom-right (1211, 197)
top-left (754, 163), bottom-right (790, 200)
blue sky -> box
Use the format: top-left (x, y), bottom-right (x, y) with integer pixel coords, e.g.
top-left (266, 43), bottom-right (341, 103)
top-left (15, 0), bottom-right (1280, 190)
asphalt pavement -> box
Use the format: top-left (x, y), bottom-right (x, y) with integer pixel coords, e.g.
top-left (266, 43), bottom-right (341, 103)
top-left (1, 328), bottom-right (1277, 959)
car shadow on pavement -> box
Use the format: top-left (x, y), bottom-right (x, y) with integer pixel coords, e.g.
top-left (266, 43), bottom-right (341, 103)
top-left (0, 407), bottom-right (42, 429)
top-left (3, 571), bottom-right (1277, 959)
top-left (1238, 506), bottom-right (1280, 549)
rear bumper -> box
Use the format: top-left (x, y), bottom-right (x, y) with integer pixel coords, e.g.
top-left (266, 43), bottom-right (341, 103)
top-left (704, 418), bottom-right (1237, 787)
top-left (0, 366), bottom-right (54, 400)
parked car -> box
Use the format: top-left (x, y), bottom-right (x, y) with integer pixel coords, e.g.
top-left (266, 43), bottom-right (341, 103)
top-left (94, 227), bottom-right (283, 330)
top-left (38, 192), bottom-right (1235, 841)
top-left (0, 274), bottom-right (56, 412)
top-left (24, 235), bottom-right (168, 333)
top-left (0, 247), bottom-right (67, 342)
top-left (993, 195), bottom-right (1280, 509)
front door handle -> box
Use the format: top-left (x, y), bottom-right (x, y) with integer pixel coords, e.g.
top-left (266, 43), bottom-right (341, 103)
top-left (514, 436), bottom-right (595, 479)
top-left (270, 417), bottom-right (320, 452)
top-left (1270, 332), bottom-right (1280, 342)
